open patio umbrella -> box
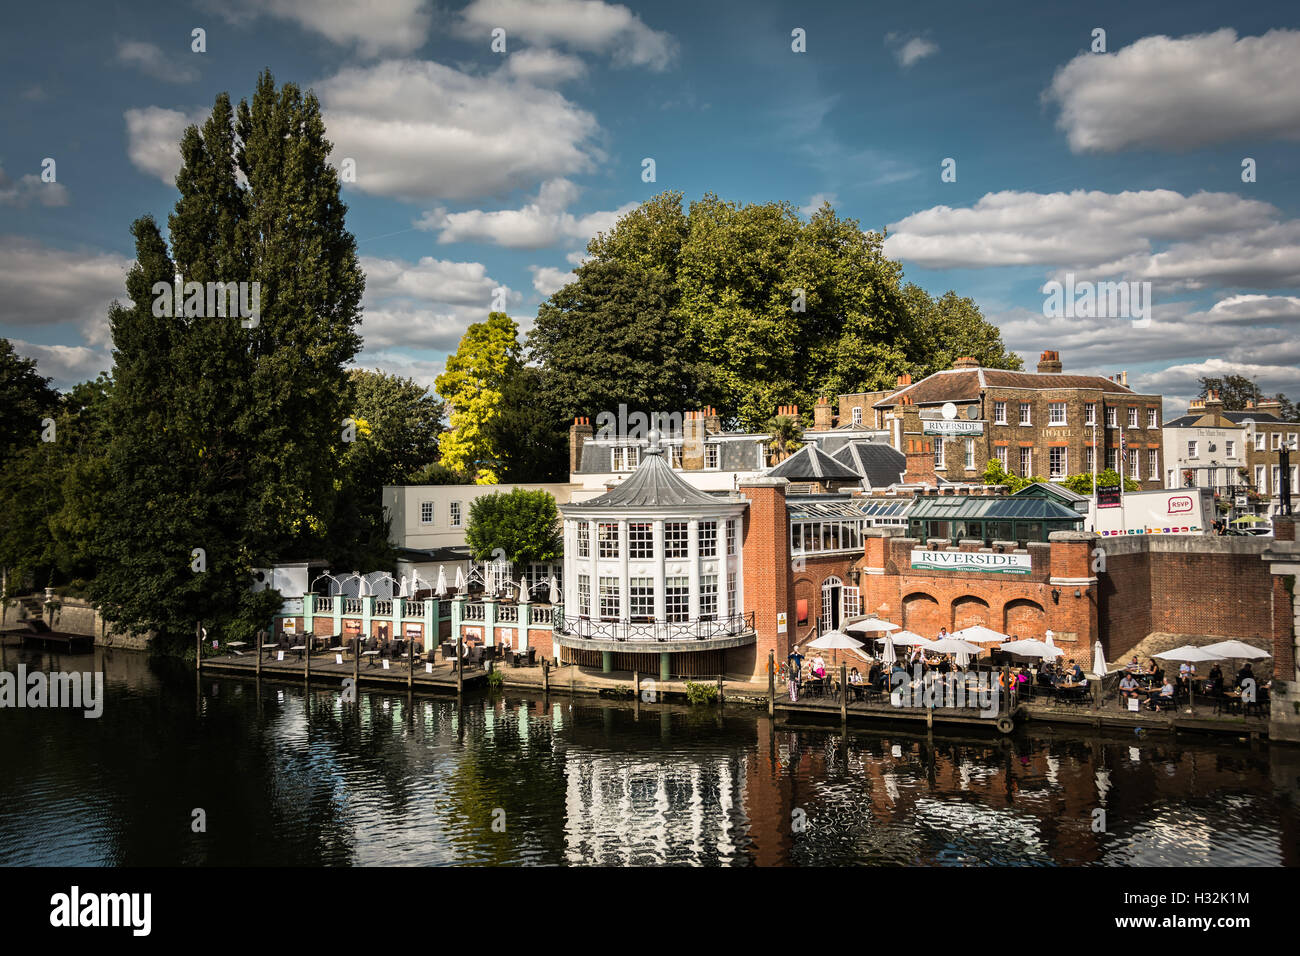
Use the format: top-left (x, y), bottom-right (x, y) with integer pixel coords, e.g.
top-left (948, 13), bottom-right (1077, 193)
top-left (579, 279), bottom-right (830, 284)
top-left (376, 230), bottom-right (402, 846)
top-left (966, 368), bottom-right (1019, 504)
top-left (927, 637), bottom-right (985, 656)
top-left (845, 617), bottom-right (900, 636)
top-left (1152, 646), bottom-right (1219, 711)
top-left (1231, 514), bottom-right (1265, 524)
top-left (806, 629), bottom-right (864, 668)
top-left (878, 630), bottom-right (932, 647)
top-left (1199, 640), bottom-right (1270, 659)
top-left (998, 638), bottom-right (1064, 660)
top-left (951, 624), bottom-right (1010, 645)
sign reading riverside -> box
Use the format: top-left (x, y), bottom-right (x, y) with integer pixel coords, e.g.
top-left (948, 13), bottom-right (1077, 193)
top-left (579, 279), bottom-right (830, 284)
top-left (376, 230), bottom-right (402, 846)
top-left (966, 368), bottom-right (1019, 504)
top-left (910, 549), bottom-right (1031, 574)
top-left (922, 420), bottom-right (984, 436)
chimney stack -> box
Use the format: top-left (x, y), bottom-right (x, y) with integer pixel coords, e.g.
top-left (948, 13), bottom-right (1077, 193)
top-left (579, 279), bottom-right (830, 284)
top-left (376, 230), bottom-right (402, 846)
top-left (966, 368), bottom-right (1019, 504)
top-left (896, 373), bottom-right (912, 388)
top-left (1203, 389), bottom-right (1224, 416)
top-left (813, 396), bottom-right (834, 430)
top-left (1036, 350), bottom-right (1062, 374)
top-left (1256, 398), bottom-right (1283, 417)
top-left (952, 356), bottom-right (980, 369)
top-left (569, 416), bottom-right (594, 474)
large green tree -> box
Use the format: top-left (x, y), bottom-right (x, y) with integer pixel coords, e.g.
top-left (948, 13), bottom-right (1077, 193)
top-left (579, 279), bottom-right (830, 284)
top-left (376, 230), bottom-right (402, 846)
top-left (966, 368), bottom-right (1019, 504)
top-left (435, 312), bottom-right (520, 484)
top-left (465, 489), bottom-right (561, 565)
top-left (0, 339), bottom-right (58, 466)
top-left (484, 365), bottom-right (569, 482)
top-left (91, 72), bottom-right (363, 652)
top-left (1199, 374), bottom-right (1296, 420)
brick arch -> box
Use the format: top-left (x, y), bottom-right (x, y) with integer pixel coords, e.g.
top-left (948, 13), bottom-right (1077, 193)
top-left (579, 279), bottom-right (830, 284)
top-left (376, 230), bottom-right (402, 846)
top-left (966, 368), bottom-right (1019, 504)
top-left (792, 576), bottom-right (818, 629)
top-left (902, 592), bottom-right (942, 636)
top-left (951, 595), bottom-right (991, 630)
top-left (1003, 598), bottom-right (1045, 639)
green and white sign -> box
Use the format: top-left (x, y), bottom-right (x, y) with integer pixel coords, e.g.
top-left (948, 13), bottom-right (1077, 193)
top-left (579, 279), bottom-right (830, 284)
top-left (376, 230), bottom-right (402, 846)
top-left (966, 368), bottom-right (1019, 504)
top-left (922, 420), bottom-right (984, 436)
top-left (910, 549), bottom-right (1031, 574)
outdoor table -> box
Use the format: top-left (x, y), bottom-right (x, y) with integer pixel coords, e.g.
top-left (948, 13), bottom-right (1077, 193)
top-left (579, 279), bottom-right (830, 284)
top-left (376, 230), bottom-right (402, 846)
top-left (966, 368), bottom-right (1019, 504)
top-left (261, 642), bottom-right (278, 659)
top-left (289, 644), bottom-right (307, 661)
top-left (362, 650), bottom-right (380, 668)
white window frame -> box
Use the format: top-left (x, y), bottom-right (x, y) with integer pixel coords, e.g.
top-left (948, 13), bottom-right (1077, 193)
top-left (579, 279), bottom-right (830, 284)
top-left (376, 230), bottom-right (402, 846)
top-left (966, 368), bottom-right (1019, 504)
top-left (576, 520), bottom-right (590, 558)
top-left (995, 445), bottom-right (1009, 470)
top-left (665, 522), bottom-right (688, 558)
top-left (1049, 402), bottom-right (1066, 425)
top-left (1256, 465), bottom-right (1267, 494)
top-left (1084, 403), bottom-right (1096, 426)
top-left (1188, 440), bottom-right (1198, 459)
top-left (1147, 408), bottom-right (1158, 429)
top-left (851, 406), bottom-right (862, 425)
top-left (628, 522), bottom-right (654, 560)
top-left (420, 501), bottom-right (434, 524)
top-left (449, 500), bottom-right (462, 527)
top-left (934, 439), bottom-right (945, 470)
top-left (994, 401), bottom-right (1007, 425)
top-left (704, 443), bottom-right (720, 469)
top-left (1254, 432), bottom-right (1265, 451)
top-left (598, 522), bottom-right (620, 559)
top-left (1225, 440), bottom-right (1235, 459)
top-left (1127, 407), bottom-right (1138, 428)
top-left (1019, 402), bottom-right (1032, 426)
top-left (1085, 446), bottom-right (1095, 474)
top-left (965, 438), bottom-right (975, 470)
top-left (1019, 447), bottom-right (1032, 476)
top-left (1049, 446), bottom-right (1067, 479)
top-left (1106, 406), bottom-right (1117, 427)
top-left (698, 520), bottom-right (718, 558)
top-left (1147, 449), bottom-right (1159, 481)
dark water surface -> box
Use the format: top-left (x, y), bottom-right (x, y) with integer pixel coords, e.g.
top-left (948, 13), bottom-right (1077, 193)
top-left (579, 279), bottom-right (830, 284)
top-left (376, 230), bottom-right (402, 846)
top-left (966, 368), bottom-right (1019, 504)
top-left (1, 643), bottom-right (1296, 866)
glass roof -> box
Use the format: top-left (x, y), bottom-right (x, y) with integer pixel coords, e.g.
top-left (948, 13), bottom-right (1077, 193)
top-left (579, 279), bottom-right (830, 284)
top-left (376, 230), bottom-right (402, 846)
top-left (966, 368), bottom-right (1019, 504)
top-left (907, 495), bottom-right (1083, 522)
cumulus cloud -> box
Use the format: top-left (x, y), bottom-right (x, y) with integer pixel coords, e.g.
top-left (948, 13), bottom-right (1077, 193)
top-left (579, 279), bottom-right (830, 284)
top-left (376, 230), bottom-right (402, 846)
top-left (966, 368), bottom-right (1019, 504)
top-left (416, 178), bottom-right (635, 249)
top-left (359, 254), bottom-right (521, 352)
top-left (0, 166), bottom-right (69, 207)
top-left (209, 0), bottom-right (432, 57)
top-left (114, 39), bottom-right (199, 83)
top-left (529, 265), bottom-right (575, 296)
top-left (1045, 28), bottom-right (1300, 152)
top-left (458, 0), bottom-right (676, 70)
top-left (8, 340), bottom-right (112, 391)
top-left (316, 59), bottom-right (602, 200)
top-left (0, 236), bottom-right (131, 347)
top-left (124, 106), bottom-right (208, 184)
top-left (351, 350), bottom-right (446, 389)
top-left (885, 33), bottom-right (938, 68)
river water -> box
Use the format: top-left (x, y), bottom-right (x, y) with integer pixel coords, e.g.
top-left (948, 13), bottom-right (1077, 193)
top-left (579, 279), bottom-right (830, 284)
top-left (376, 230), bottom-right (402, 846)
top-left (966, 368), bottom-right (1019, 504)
top-left (0, 644), bottom-right (1295, 866)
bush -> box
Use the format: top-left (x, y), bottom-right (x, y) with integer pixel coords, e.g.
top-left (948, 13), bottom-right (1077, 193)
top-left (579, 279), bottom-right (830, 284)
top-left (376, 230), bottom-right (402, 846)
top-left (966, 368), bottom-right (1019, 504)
top-left (684, 680), bottom-right (719, 705)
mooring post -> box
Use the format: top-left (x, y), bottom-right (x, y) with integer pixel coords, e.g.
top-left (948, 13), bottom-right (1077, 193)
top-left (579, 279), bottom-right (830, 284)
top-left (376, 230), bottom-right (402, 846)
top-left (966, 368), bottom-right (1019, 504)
top-left (456, 634), bottom-right (463, 695)
top-left (304, 628), bottom-right (310, 683)
top-left (195, 621), bottom-right (202, 673)
top-left (407, 632), bottom-right (414, 690)
top-left (759, 650), bottom-right (769, 717)
top-left (543, 657), bottom-right (550, 695)
top-left (840, 663), bottom-right (848, 723)
top-left (634, 669), bottom-right (640, 700)
top-left (353, 631), bottom-right (360, 686)
top-left (717, 673), bottom-right (724, 708)
top-left (256, 628), bottom-right (263, 678)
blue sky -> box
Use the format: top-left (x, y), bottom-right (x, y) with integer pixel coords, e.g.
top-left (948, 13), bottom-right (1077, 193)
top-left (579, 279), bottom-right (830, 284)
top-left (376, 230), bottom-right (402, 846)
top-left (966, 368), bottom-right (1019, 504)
top-left (4, 0), bottom-right (1300, 412)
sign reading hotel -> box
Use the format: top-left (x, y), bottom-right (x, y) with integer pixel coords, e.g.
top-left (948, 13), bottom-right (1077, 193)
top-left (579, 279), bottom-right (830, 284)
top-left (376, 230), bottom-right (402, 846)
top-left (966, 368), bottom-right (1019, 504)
top-left (922, 420), bottom-right (984, 437)
top-left (911, 549), bottom-right (1031, 574)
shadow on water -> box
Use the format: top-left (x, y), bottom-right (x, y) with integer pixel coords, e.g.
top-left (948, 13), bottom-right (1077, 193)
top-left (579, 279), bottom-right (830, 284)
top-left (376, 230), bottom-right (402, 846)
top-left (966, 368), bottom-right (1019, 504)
top-left (0, 643), bottom-right (1295, 866)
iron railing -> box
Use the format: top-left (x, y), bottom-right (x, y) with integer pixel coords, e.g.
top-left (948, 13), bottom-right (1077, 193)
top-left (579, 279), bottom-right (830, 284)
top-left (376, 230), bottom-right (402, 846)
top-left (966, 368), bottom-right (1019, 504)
top-left (554, 611), bottom-right (755, 643)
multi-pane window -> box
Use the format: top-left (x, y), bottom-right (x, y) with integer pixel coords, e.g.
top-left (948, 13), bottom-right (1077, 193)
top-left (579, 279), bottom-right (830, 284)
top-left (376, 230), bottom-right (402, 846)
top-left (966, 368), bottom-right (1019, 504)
top-left (1147, 449), bottom-right (1159, 480)
top-left (628, 522), bottom-right (654, 559)
top-left (576, 520), bottom-right (590, 558)
top-left (965, 438), bottom-right (975, 469)
top-left (665, 577), bottom-right (689, 622)
top-left (705, 443), bottom-right (720, 469)
top-left (1256, 466), bottom-right (1267, 493)
top-left (670, 445), bottom-right (683, 469)
top-left (665, 522), bottom-right (688, 558)
top-left (934, 439), bottom-right (945, 469)
top-left (612, 445), bottom-right (640, 471)
top-left (1130, 452), bottom-right (1140, 480)
top-left (449, 501), bottom-right (462, 527)
top-left (1291, 465), bottom-right (1298, 494)
top-left (699, 575), bottom-right (718, 620)
top-left (1084, 403), bottom-right (1096, 425)
top-left (1019, 403), bottom-right (1032, 425)
top-left (598, 522), bottom-right (620, 558)
top-left (790, 520), bottom-right (863, 554)
top-left (842, 586), bottom-right (861, 619)
top-left (851, 407), bottom-right (863, 425)
top-left (598, 577), bottom-right (620, 620)
top-left (1255, 432), bottom-right (1264, 451)
top-left (420, 501), bottom-right (434, 524)
top-left (1272, 466), bottom-right (1281, 494)
top-left (1188, 441), bottom-right (1198, 459)
top-left (994, 401), bottom-right (1007, 425)
top-left (1106, 406), bottom-right (1117, 427)
top-left (1019, 447), bottom-right (1032, 476)
top-left (577, 574), bottom-right (591, 616)
top-left (1049, 447), bottom-right (1067, 479)
top-left (629, 578), bottom-right (655, 621)
top-left (1106, 447), bottom-right (1117, 471)
top-left (995, 445), bottom-right (1009, 470)
top-left (727, 572), bottom-right (737, 618)
top-left (698, 520), bottom-right (718, 557)
top-left (1085, 446), bottom-right (1095, 473)
top-left (1272, 433), bottom-right (1281, 450)
top-left (1049, 402), bottom-right (1066, 425)
top-left (1126, 407), bottom-right (1137, 428)
top-left (726, 519), bottom-right (738, 556)
top-left (1226, 440), bottom-right (1236, 458)
top-left (1147, 408), bottom-right (1158, 428)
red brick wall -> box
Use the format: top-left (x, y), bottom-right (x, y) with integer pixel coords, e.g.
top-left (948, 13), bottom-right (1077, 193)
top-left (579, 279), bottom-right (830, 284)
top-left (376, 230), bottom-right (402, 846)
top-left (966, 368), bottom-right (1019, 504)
top-left (736, 479), bottom-right (790, 678)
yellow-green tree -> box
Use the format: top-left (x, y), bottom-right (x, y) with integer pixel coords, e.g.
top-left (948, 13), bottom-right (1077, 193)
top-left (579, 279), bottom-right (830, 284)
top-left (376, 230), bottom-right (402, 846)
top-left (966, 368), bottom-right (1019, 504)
top-left (436, 312), bottom-right (521, 484)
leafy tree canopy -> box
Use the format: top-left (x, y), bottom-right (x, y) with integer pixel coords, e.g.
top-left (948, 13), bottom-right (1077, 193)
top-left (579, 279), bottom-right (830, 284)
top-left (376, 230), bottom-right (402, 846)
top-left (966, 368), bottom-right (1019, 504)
top-left (436, 312), bottom-right (520, 484)
top-left (464, 489), bottom-right (561, 565)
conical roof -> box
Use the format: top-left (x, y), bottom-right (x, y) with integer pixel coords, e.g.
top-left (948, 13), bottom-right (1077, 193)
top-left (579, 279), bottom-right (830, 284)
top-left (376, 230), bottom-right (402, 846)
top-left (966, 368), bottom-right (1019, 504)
top-left (564, 445), bottom-right (740, 512)
top-left (768, 443), bottom-right (862, 482)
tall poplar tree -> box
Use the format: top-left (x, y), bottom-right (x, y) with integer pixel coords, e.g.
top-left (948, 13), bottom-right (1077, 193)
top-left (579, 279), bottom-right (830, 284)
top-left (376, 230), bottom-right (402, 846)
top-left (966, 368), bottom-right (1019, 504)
top-left (92, 73), bottom-right (363, 651)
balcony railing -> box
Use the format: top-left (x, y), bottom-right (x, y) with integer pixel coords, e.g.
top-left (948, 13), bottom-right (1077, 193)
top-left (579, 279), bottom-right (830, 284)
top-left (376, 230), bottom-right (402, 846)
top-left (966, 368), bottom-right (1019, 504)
top-left (374, 600), bottom-right (393, 617)
top-left (554, 611), bottom-right (755, 643)
top-left (497, 605), bottom-right (519, 622)
top-left (314, 596), bottom-right (334, 614)
top-left (531, 606), bottom-right (553, 625)
top-left (405, 601), bottom-right (425, 618)
top-left (463, 603), bottom-right (486, 621)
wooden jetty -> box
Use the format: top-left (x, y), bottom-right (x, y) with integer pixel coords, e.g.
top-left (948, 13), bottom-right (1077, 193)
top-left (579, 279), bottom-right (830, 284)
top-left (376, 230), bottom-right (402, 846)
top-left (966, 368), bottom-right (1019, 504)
top-left (200, 649), bottom-right (486, 694)
top-left (2, 628), bottom-right (95, 653)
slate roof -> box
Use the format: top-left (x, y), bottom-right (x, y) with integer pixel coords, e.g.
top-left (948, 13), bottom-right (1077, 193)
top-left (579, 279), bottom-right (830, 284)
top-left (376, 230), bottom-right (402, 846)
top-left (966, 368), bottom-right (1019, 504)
top-left (767, 444), bottom-right (862, 482)
top-left (873, 367), bottom-right (1148, 408)
top-left (564, 447), bottom-right (739, 510)
top-left (575, 435), bottom-right (764, 473)
top-left (1164, 409), bottom-right (1288, 428)
top-left (829, 441), bottom-right (906, 489)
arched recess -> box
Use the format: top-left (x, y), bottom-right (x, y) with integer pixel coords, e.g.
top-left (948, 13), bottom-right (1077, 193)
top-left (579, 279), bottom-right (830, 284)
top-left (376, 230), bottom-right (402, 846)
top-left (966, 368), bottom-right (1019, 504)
top-left (902, 591), bottom-right (942, 637)
top-left (951, 595), bottom-right (991, 630)
top-left (1003, 598), bottom-right (1045, 639)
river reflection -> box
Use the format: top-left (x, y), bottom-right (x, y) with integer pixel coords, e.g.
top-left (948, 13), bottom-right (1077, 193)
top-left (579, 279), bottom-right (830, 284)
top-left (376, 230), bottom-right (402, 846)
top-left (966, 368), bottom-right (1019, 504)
top-left (0, 644), bottom-right (1295, 866)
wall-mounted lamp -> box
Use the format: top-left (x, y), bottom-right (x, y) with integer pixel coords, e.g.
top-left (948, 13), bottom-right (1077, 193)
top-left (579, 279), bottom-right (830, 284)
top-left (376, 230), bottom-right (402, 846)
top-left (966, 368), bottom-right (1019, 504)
top-left (847, 567), bottom-right (861, 587)
top-left (1074, 589), bottom-right (1082, 598)
top-left (1051, 587), bottom-right (1061, 604)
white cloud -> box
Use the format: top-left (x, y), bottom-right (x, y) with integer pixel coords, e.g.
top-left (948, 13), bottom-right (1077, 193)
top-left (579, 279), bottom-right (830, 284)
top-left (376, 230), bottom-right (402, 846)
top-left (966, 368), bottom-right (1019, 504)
top-left (1200, 294), bottom-right (1300, 325)
top-left (529, 265), bottom-right (575, 296)
top-left (416, 178), bottom-right (636, 249)
top-left (359, 254), bottom-right (521, 353)
top-left (316, 59), bottom-right (602, 200)
top-left (124, 106), bottom-right (208, 185)
top-left (351, 351), bottom-right (446, 389)
top-left (885, 189), bottom-right (1276, 270)
top-left (0, 167), bottom-right (70, 207)
top-left (1045, 28), bottom-right (1300, 152)
top-left (210, 0), bottom-right (432, 57)
top-left (885, 33), bottom-right (938, 68)
top-left (0, 236), bottom-right (131, 347)
top-left (504, 48), bottom-right (587, 83)
top-left (458, 0), bottom-right (676, 70)
top-left (114, 39), bottom-right (199, 83)
top-left (8, 340), bottom-right (112, 391)
top-left (800, 192), bottom-right (838, 217)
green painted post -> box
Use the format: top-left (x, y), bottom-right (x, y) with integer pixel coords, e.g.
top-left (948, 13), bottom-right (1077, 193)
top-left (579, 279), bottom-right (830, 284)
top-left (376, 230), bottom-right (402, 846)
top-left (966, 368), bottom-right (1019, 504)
top-left (660, 652), bottom-right (670, 683)
top-left (602, 650), bottom-right (612, 674)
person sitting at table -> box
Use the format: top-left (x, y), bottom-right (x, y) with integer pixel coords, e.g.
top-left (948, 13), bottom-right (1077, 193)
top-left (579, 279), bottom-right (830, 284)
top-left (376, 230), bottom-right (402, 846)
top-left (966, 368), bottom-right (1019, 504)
top-left (1036, 666), bottom-right (1055, 689)
top-left (1126, 656), bottom-right (1140, 672)
top-left (1119, 673), bottom-right (1140, 699)
top-left (1235, 662), bottom-right (1254, 688)
top-left (1068, 659), bottom-right (1084, 683)
top-left (849, 667), bottom-right (863, 685)
top-left (889, 662), bottom-right (908, 689)
top-left (1204, 663), bottom-right (1223, 695)
top-left (1148, 677), bottom-right (1176, 710)
top-left (811, 655), bottom-right (827, 680)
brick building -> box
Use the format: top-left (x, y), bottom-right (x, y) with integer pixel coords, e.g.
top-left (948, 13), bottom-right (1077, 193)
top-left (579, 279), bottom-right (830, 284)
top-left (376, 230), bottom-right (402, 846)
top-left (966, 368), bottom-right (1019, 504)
top-left (820, 352), bottom-right (1166, 491)
top-left (1239, 400), bottom-right (1299, 518)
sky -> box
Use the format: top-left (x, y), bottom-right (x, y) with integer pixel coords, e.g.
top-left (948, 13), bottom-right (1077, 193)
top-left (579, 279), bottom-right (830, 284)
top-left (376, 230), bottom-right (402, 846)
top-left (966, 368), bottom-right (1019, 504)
top-left (3, 0), bottom-right (1300, 414)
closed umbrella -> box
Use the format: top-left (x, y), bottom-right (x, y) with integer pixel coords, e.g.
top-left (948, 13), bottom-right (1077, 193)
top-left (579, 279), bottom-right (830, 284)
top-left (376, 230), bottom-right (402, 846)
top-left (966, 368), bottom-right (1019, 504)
top-left (518, 575), bottom-right (530, 603)
top-left (548, 575), bottom-right (560, 605)
top-left (454, 566), bottom-right (466, 594)
top-left (435, 566), bottom-right (448, 597)
top-left (880, 635), bottom-right (897, 665)
top-left (1092, 641), bottom-right (1107, 676)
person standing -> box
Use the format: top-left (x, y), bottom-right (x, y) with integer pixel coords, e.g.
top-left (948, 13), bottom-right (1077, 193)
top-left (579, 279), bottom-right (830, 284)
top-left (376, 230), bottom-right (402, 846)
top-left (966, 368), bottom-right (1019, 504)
top-left (787, 647), bottom-right (805, 702)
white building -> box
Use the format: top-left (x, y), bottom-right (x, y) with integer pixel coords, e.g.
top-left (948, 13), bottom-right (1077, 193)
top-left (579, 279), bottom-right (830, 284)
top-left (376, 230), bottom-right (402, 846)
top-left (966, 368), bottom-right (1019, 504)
top-left (1161, 393), bottom-right (1247, 497)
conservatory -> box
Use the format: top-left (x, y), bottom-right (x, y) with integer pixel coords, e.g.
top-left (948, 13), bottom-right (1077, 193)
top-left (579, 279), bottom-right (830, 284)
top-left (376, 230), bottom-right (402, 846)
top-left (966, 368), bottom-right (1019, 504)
top-left (556, 439), bottom-right (755, 679)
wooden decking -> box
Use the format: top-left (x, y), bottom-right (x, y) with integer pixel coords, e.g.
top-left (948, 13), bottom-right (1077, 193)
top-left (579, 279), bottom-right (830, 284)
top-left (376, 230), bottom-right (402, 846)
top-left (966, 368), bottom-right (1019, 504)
top-left (199, 649), bottom-right (486, 692)
top-left (1, 629), bottom-right (95, 653)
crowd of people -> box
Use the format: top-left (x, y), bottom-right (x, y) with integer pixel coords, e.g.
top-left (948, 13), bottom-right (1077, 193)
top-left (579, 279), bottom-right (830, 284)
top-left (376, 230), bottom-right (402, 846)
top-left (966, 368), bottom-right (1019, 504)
top-left (1115, 655), bottom-right (1266, 710)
